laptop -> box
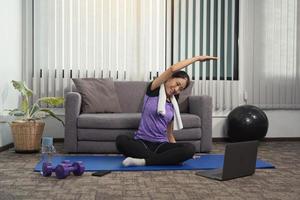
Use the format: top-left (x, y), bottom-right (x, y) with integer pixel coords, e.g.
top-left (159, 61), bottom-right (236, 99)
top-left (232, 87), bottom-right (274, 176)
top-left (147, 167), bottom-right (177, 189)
top-left (195, 140), bottom-right (259, 181)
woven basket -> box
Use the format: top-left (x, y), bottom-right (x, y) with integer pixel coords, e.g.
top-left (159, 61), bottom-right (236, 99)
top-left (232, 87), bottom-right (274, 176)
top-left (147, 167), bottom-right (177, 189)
top-left (10, 121), bottom-right (45, 153)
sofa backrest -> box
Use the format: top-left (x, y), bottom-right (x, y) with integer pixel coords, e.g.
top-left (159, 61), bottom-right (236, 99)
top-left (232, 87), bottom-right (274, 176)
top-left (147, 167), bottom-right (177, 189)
top-left (71, 80), bottom-right (191, 113)
top-left (114, 81), bottom-right (149, 113)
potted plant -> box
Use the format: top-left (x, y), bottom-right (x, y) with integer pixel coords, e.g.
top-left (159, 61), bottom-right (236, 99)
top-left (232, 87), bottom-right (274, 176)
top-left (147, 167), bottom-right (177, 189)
top-left (7, 80), bottom-right (64, 153)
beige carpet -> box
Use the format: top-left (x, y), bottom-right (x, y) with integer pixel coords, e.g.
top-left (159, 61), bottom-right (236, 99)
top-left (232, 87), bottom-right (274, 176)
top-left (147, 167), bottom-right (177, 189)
top-left (0, 141), bottom-right (299, 200)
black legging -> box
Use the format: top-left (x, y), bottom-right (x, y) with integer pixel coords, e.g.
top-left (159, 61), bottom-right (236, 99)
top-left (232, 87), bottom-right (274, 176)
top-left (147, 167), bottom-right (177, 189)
top-left (116, 135), bottom-right (195, 165)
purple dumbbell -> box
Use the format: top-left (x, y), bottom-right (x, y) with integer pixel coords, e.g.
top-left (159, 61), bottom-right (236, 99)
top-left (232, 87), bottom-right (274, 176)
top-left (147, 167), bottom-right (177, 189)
top-left (55, 161), bottom-right (85, 179)
top-left (42, 160), bottom-right (72, 177)
top-left (61, 160), bottom-right (72, 166)
top-left (42, 162), bottom-right (54, 177)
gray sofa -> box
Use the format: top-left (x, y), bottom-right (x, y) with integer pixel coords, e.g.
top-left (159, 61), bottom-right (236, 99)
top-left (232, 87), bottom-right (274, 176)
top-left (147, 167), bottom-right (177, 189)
top-left (64, 81), bottom-right (212, 153)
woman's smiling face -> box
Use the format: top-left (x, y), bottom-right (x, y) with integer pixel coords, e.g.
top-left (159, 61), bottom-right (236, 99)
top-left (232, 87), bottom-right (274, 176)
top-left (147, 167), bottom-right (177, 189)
top-left (164, 77), bottom-right (188, 97)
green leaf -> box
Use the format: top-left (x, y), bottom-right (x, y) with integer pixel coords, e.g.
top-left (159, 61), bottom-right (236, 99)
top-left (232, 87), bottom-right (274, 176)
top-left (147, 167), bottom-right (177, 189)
top-left (38, 97), bottom-right (64, 106)
top-left (40, 109), bottom-right (65, 126)
top-left (8, 109), bottom-right (25, 117)
top-left (31, 111), bottom-right (46, 119)
top-left (11, 80), bottom-right (33, 98)
top-left (21, 99), bottom-right (29, 113)
top-left (29, 103), bottom-right (40, 118)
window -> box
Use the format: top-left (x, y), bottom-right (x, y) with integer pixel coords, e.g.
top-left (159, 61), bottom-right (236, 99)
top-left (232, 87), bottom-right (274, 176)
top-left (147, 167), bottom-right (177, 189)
top-left (167, 0), bottom-right (239, 80)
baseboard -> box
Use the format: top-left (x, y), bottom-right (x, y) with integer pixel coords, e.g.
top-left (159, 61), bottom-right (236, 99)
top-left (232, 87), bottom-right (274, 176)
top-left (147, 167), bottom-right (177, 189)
top-left (261, 137), bottom-right (300, 141)
top-left (213, 137), bottom-right (300, 142)
top-left (0, 143), bottom-right (14, 152)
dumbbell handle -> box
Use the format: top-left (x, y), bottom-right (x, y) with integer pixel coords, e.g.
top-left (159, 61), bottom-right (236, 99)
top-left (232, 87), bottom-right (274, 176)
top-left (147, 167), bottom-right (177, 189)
top-left (54, 162), bottom-right (84, 179)
top-left (67, 166), bottom-right (77, 171)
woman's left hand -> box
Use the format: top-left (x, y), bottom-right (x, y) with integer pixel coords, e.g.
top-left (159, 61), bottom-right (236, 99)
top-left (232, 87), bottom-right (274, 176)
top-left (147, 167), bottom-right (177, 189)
top-left (196, 55), bottom-right (218, 62)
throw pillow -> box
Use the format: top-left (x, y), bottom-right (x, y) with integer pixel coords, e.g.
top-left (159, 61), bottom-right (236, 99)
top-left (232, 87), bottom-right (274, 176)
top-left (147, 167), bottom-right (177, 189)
top-left (72, 78), bottom-right (122, 113)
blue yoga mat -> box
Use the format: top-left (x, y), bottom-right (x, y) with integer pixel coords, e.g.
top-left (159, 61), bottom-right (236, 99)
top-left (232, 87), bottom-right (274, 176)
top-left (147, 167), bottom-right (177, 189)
top-left (34, 154), bottom-right (275, 172)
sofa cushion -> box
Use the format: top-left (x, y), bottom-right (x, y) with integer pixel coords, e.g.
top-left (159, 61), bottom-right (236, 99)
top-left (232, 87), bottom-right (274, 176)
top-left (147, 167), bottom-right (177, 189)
top-left (77, 128), bottom-right (201, 141)
top-left (181, 113), bottom-right (201, 128)
top-left (77, 113), bottom-right (201, 129)
top-left (78, 113), bottom-right (142, 129)
top-left (78, 129), bottom-right (136, 141)
top-left (173, 128), bottom-right (202, 140)
top-left (72, 78), bottom-right (122, 113)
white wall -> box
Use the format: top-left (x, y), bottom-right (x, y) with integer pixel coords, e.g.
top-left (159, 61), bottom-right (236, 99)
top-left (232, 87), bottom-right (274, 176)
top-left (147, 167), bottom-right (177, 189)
top-left (264, 110), bottom-right (300, 138)
top-left (42, 109), bottom-right (65, 139)
top-left (0, 0), bottom-right (22, 147)
top-left (213, 111), bottom-right (300, 138)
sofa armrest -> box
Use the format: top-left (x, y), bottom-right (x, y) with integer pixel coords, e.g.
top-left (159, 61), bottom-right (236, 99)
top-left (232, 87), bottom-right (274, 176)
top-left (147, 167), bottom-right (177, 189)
top-left (188, 95), bottom-right (212, 152)
top-left (64, 92), bottom-right (81, 153)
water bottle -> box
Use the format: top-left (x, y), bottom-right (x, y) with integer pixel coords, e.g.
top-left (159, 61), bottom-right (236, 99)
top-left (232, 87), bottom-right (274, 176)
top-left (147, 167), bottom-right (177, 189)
top-left (41, 137), bottom-right (56, 164)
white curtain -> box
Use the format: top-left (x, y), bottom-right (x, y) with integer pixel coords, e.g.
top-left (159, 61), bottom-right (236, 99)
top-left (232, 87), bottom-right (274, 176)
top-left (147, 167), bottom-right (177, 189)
top-left (239, 0), bottom-right (300, 109)
top-left (24, 0), bottom-right (239, 111)
top-left (29, 0), bottom-right (166, 102)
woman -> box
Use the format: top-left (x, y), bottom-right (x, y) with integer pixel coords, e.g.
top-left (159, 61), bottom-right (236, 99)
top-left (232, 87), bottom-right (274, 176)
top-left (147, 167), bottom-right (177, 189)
top-left (116, 55), bottom-right (218, 166)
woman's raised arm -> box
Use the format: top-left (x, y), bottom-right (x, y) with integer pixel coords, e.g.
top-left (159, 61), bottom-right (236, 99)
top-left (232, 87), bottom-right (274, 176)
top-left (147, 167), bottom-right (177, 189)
top-left (150, 55), bottom-right (218, 91)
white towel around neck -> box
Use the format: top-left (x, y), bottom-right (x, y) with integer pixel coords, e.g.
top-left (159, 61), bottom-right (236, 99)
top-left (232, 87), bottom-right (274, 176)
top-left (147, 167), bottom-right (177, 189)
top-left (157, 84), bottom-right (183, 130)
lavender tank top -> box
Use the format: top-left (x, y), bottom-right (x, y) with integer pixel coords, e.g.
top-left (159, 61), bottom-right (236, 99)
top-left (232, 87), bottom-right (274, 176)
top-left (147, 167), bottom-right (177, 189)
top-left (134, 83), bottom-right (174, 143)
